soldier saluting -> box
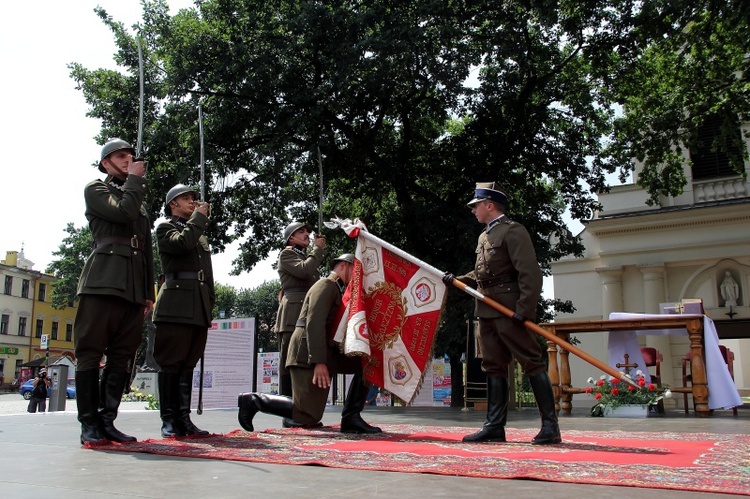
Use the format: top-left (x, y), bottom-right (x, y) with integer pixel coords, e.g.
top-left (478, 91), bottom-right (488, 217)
top-left (74, 138), bottom-right (155, 445)
top-left (273, 221), bottom-right (326, 427)
top-left (152, 184), bottom-right (215, 438)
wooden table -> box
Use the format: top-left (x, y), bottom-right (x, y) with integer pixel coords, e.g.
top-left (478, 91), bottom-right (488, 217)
top-left (539, 315), bottom-right (711, 417)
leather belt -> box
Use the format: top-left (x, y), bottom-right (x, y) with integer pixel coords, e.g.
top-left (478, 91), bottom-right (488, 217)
top-left (284, 287), bottom-right (308, 294)
top-left (165, 270), bottom-right (205, 282)
top-left (95, 236), bottom-right (144, 249)
top-left (477, 274), bottom-right (516, 288)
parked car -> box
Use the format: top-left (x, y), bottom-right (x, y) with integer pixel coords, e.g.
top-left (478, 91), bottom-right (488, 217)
top-left (19, 378), bottom-right (76, 400)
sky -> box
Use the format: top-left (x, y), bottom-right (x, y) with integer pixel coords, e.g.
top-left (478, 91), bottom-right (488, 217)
top-left (0, 1), bottom-right (276, 289)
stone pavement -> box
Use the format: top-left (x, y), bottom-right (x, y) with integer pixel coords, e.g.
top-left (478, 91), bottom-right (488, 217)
top-left (0, 391), bottom-right (746, 499)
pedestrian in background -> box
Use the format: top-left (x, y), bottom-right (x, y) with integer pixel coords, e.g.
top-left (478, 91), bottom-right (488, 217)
top-left (27, 369), bottom-right (51, 413)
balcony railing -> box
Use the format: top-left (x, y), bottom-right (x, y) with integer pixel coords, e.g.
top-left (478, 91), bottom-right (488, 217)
top-left (693, 176), bottom-right (748, 203)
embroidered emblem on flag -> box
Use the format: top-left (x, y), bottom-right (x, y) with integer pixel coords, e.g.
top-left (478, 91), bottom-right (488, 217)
top-left (334, 221), bottom-right (447, 404)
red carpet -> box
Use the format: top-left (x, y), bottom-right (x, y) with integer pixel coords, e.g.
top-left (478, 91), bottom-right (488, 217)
top-left (88, 424), bottom-right (750, 495)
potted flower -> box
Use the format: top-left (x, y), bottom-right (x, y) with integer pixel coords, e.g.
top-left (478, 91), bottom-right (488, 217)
top-left (586, 370), bottom-right (671, 417)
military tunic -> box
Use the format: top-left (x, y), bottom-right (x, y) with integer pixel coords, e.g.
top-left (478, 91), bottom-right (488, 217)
top-left (152, 210), bottom-right (215, 371)
top-left (286, 272), bottom-right (361, 425)
top-left (458, 216), bottom-right (544, 377)
top-left (74, 174), bottom-right (155, 371)
top-left (274, 245), bottom-right (325, 376)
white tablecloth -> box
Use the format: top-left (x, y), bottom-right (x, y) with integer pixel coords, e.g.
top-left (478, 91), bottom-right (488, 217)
top-left (607, 313), bottom-right (742, 410)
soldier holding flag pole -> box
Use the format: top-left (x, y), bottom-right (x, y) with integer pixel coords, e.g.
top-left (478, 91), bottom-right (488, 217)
top-left (442, 182), bottom-right (561, 445)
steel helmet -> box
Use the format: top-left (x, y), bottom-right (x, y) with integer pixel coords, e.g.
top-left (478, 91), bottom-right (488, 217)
top-left (330, 253), bottom-right (355, 269)
top-left (165, 184), bottom-right (200, 216)
top-left (282, 221), bottom-right (313, 244)
top-left (99, 138), bottom-right (136, 173)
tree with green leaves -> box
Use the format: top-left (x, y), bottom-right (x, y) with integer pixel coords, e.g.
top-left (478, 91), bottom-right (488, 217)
top-left (212, 283), bottom-right (238, 320)
top-left (236, 280), bottom-right (282, 353)
top-left (46, 223), bottom-right (93, 309)
top-left (68, 0), bottom-right (748, 405)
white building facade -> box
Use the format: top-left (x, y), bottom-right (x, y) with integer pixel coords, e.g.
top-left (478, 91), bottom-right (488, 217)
top-left (551, 123), bottom-right (750, 409)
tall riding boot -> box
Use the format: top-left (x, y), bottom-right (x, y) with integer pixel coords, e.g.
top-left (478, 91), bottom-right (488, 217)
top-left (76, 369), bottom-right (104, 445)
top-left (158, 372), bottom-right (184, 437)
top-left (98, 368), bottom-right (137, 442)
top-left (177, 370), bottom-right (209, 436)
top-left (528, 371), bottom-right (562, 445)
top-left (340, 375), bottom-right (382, 434)
top-left (463, 375), bottom-right (509, 443)
top-left (237, 393), bottom-right (295, 432)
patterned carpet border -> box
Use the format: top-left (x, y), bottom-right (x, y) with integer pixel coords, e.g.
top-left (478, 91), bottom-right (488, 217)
top-left (87, 424), bottom-right (750, 496)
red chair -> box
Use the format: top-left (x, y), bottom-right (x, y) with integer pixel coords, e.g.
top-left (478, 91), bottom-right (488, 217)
top-left (640, 347), bottom-right (663, 386)
top-left (682, 345), bottom-right (738, 415)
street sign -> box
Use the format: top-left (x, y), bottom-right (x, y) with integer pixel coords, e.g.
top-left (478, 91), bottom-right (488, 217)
top-left (0, 347), bottom-right (19, 355)
top-left (40, 335), bottom-right (48, 349)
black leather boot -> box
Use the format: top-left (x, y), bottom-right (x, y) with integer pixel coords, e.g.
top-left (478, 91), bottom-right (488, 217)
top-left (177, 370), bottom-right (209, 436)
top-left (76, 369), bottom-right (104, 445)
top-left (158, 371), bottom-right (184, 437)
top-left (528, 371), bottom-right (562, 445)
top-left (98, 368), bottom-right (137, 442)
top-left (463, 375), bottom-right (509, 443)
top-left (238, 393), bottom-right (296, 431)
top-left (340, 375), bottom-right (382, 434)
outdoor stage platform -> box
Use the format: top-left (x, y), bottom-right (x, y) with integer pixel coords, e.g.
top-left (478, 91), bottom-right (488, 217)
top-left (1, 396), bottom-right (746, 498)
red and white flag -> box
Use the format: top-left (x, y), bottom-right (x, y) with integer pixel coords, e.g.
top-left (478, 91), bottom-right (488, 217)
top-left (331, 219), bottom-right (447, 404)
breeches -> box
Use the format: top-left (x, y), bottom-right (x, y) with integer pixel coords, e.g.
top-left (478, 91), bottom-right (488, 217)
top-left (153, 323), bottom-right (208, 372)
top-left (288, 352), bottom-right (363, 425)
top-left (74, 295), bottom-right (144, 371)
top-left (477, 316), bottom-right (546, 376)
top-left (289, 366), bottom-right (328, 425)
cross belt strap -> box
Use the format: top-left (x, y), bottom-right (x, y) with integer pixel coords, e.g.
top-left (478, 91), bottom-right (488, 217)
top-left (95, 236), bottom-right (144, 249)
top-left (164, 270), bottom-right (205, 282)
top-left (477, 274), bottom-right (517, 289)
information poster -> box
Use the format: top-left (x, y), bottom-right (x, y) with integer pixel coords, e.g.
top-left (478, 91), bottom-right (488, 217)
top-left (409, 357), bottom-right (452, 407)
top-left (432, 358), bottom-right (452, 406)
top-left (256, 352), bottom-right (280, 395)
top-left (191, 318), bottom-right (255, 410)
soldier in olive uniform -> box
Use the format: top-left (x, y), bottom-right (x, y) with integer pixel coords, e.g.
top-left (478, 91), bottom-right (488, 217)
top-left (273, 221), bottom-right (326, 426)
top-left (74, 138), bottom-right (155, 444)
top-left (443, 182), bottom-right (561, 445)
top-left (152, 184), bottom-right (215, 437)
top-left (238, 254), bottom-right (381, 434)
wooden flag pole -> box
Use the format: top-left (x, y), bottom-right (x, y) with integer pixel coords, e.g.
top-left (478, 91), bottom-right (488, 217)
top-left (327, 217), bottom-right (641, 390)
top-left (450, 280), bottom-right (640, 389)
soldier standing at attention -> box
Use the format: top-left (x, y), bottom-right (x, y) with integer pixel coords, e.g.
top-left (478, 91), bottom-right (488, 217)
top-left (74, 139), bottom-right (155, 444)
top-left (152, 184), bottom-right (215, 437)
top-left (273, 221), bottom-right (326, 427)
top-left (238, 254), bottom-right (381, 434)
top-left (443, 182), bottom-right (561, 445)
